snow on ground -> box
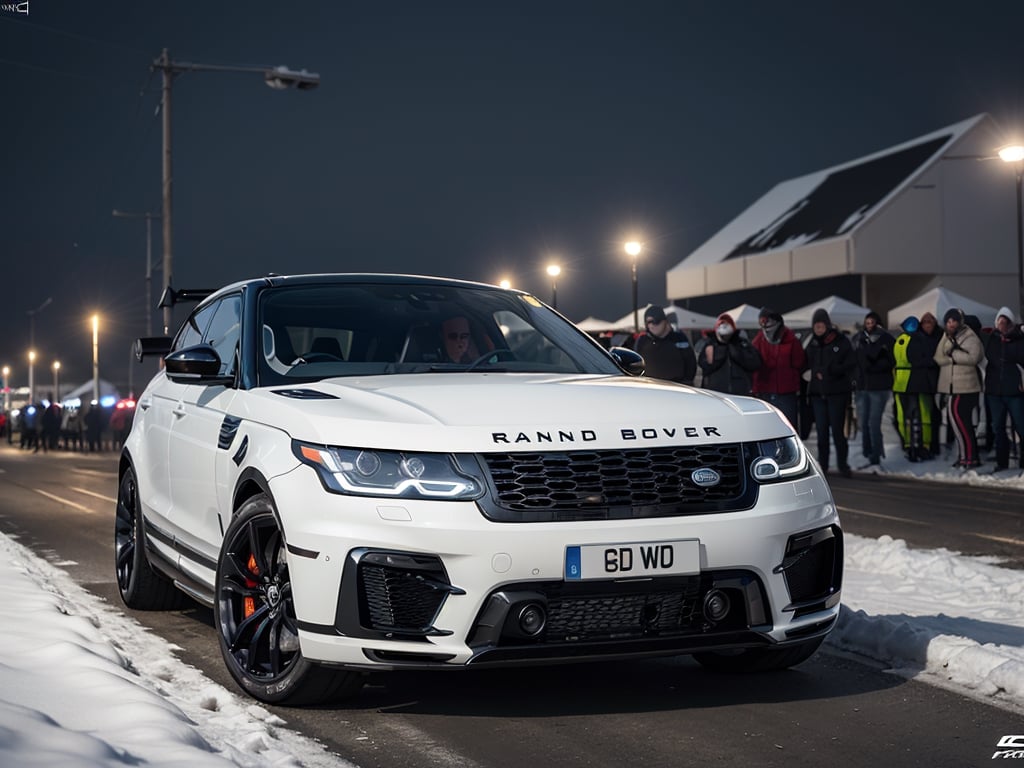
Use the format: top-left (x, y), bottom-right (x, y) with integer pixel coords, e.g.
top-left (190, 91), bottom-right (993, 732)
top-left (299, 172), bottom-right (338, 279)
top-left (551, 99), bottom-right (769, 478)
top-left (1, 418), bottom-right (1022, 766)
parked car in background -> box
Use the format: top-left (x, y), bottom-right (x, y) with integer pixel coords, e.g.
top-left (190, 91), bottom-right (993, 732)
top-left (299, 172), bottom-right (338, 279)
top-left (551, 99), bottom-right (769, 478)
top-left (115, 273), bottom-right (842, 704)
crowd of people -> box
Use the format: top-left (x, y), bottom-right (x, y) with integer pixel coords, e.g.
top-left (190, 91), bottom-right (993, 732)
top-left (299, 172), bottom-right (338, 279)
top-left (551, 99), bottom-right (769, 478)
top-left (1, 397), bottom-right (135, 454)
top-left (630, 303), bottom-right (1024, 476)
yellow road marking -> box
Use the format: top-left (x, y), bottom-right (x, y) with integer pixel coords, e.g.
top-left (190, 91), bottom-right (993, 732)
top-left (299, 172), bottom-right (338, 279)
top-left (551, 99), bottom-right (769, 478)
top-left (970, 532), bottom-right (1024, 548)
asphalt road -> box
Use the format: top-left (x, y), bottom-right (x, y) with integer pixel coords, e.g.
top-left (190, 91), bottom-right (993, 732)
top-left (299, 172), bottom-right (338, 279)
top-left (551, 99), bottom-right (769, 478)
top-left (1, 441), bottom-right (1022, 768)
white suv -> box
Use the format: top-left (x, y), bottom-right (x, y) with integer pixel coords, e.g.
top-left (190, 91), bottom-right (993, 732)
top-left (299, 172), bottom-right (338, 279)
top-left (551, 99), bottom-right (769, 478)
top-left (115, 274), bottom-right (842, 704)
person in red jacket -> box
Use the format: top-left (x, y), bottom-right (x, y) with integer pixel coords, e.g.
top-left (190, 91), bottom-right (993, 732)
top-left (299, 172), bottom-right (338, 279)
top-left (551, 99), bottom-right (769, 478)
top-left (751, 307), bottom-right (807, 430)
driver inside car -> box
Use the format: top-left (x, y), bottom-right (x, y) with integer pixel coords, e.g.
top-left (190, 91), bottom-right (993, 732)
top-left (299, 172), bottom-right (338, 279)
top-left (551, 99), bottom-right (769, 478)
top-left (440, 315), bottom-right (478, 363)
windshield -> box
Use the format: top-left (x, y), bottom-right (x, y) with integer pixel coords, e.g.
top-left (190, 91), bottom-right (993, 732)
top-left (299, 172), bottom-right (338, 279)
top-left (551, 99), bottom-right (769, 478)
top-left (256, 282), bottom-right (621, 385)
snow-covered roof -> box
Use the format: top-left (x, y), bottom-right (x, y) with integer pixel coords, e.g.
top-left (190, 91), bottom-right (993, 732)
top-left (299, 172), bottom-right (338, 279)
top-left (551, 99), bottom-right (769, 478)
top-left (679, 114), bottom-right (986, 269)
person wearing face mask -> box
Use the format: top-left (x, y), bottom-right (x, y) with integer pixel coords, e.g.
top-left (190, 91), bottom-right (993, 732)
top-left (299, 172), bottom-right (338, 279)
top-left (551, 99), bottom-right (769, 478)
top-left (805, 308), bottom-right (856, 477)
top-left (696, 312), bottom-right (762, 395)
top-left (751, 307), bottom-right (806, 430)
top-left (982, 307), bottom-right (1024, 471)
top-left (934, 307), bottom-right (985, 469)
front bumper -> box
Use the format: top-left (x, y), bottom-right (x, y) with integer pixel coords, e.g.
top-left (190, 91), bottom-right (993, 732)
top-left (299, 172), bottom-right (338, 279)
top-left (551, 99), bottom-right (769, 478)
top-left (269, 467), bottom-right (842, 669)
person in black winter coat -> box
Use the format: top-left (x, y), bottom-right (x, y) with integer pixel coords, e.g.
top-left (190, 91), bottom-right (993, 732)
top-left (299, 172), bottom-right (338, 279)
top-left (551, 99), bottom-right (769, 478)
top-left (635, 305), bottom-right (697, 384)
top-left (851, 311), bottom-right (895, 467)
top-left (696, 312), bottom-right (762, 394)
top-left (983, 306), bottom-right (1024, 470)
top-left (806, 308), bottom-right (856, 476)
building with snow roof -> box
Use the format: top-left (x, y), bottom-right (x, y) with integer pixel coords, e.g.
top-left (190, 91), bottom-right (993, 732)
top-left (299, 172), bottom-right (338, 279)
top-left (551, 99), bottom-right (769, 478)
top-left (665, 114), bottom-right (1020, 319)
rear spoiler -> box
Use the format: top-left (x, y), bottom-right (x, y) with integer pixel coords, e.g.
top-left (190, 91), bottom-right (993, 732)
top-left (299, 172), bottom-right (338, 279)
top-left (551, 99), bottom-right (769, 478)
top-left (137, 285), bottom-right (216, 361)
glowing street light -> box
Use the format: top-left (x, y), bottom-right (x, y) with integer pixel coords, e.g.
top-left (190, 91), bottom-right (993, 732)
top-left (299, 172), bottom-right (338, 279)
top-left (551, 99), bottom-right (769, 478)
top-left (546, 264), bottom-right (562, 310)
top-left (998, 144), bottom-right (1024, 321)
top-left (624, 241), bottom-right (644, 333)
top-left (2, 365), bottom-right (9, 415)
top-left (498, 278), bottom-right (512, 290)
top-left (152, 50), bottom-right (320, 336)
top-left (52, 361), bottom-right (60, 402)
top-left (91, 314), bottom-right (100, 404)
top-left (28, 350), bottom-right (36, 404)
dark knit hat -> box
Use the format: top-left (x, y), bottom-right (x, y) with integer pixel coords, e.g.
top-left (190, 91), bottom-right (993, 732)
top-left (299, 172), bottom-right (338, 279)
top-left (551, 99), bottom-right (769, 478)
top-left (943, 307), bottom-right (964, 325)
top-left (864, 311), bottom-right (882, 325)
top-left (644, 305), bottom-right (666, 324)
top-left (759, 306), bottom-right (782, 324)
top-left (811, 308), bottom-right (831, 326)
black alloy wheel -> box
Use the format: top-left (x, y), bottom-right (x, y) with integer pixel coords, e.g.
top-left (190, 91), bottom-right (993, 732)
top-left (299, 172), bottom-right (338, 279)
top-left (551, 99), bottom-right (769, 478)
top-left (114, 465), bottom-right (185, 610)
top-left (215, 493), bottom-right (363, 705)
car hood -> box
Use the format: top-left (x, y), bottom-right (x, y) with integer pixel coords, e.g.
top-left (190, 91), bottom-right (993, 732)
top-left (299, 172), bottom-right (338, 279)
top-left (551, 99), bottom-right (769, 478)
top-left (236, 373), bottom-right (791, 452)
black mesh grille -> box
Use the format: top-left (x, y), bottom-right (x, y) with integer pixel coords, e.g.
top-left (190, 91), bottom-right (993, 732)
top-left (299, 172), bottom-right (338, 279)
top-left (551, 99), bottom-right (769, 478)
top-left (359, 565), bottom-right (446, 632)
top-left (477, 444), bottom-right (752, 521)
top-left (546, 587), bottom-right (702, 641)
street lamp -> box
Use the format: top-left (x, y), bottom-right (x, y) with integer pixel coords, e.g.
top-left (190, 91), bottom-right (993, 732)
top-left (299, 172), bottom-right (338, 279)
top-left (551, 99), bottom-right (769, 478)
top-left (91, 314), bottom-right (100, 404)
top-left (28, 350), bottom-right (36, 404)
top-left (624, 241), bottom-right (643, 333)
top-left (152, 49), bottom-right (320, 336)
top-left (52, 361), bottom-right (60, 403)
top-left (546, 264), bottom-right (561, 310)
top-left (498, 278), bottom-right (512, 290)
top-left (27, 296), bottom-right (52, 351)
top-left (113, 209), bottom-right (160, 336)
top-left (2, 365), bottom-right (9, 415)
top-left (998, 144), bottom-right (1024, 321)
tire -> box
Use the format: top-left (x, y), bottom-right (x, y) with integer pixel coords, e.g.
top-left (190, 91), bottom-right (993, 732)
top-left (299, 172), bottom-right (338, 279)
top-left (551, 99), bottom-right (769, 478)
top-left (693, 636), bottom-right (824, 673)
top-left (214, 494), bottom-right (364, 705)
top-left (114, 466), bottom-right (187, 610)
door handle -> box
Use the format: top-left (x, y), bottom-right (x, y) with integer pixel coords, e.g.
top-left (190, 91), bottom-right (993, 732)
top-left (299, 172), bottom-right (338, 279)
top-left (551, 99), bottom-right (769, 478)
top-left (172, 406), bottom-right (186, 418)
top-left (139, 398), bottom-right (152, 411)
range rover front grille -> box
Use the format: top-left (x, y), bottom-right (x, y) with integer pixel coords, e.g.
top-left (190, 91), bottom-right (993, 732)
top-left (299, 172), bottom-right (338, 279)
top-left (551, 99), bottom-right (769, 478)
top-left (476, 444), bottom-right (755, 521)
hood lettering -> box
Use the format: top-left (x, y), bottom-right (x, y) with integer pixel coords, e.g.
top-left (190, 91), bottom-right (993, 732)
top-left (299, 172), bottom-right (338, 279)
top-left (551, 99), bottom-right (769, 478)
top-left (491, 426), bottom-right (721, 444)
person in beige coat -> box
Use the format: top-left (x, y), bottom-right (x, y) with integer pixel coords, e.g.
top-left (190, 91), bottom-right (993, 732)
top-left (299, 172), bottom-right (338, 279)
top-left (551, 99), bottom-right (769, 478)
top-left (934, 307), bottom-right (985, 468)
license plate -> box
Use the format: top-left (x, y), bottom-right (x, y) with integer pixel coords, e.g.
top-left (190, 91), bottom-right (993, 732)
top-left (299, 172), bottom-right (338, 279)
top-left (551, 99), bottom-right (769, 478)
top-left (564, 539), bottom-right (700, 580)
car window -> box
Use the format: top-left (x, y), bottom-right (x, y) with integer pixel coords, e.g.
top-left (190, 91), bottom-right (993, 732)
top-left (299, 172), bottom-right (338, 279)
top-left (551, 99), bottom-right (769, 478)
top-left (203, 295), bottom-right (241, 376)
top-left (256, 282), bottom-right (620, 385)
top-left (174, 303), bottom-right (217, 351)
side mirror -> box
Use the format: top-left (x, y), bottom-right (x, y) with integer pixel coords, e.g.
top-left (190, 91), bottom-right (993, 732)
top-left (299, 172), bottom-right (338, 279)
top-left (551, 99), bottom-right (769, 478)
top-left (608, 346), bottom-right (645, 376)
top-left (165, 344), bottom-right (233, 385)
top-left (134, 336), bottom-right (173, 362)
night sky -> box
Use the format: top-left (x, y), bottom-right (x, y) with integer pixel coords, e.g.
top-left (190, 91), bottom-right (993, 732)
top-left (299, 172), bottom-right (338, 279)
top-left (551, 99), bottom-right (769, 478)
top-left (2, 1), bottom-right (1023, 394)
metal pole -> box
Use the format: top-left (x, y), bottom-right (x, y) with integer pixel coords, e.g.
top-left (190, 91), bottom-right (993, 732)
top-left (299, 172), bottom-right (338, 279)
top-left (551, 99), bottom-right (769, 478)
top-left (52, 363), bottom-right (59, 402)
top-left (92, 316), bottom-right (99, 404)
top-left (1016, 167), bottom-right (1024, 323)
top-left (551, 280), bottom-right (557, 311)
top-left (631, 257), bottom-right (639, 334)
top-left (146, 214), bottom-right (154, 336)
top-left (160, 48), bottom-right (174, 336)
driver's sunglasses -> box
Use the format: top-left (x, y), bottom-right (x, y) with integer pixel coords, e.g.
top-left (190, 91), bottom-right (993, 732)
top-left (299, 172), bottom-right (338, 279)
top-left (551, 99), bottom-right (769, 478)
top-left (447, 332), bottom-right (471, 341)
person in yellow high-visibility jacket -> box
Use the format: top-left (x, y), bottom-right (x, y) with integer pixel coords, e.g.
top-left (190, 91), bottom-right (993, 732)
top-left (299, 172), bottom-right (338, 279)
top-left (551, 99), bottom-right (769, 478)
top-left (892, 316), bottom-right (940, 462)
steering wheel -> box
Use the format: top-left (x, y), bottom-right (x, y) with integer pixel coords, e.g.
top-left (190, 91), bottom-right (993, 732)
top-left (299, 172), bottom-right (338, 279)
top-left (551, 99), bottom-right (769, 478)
top-left (464, 348), bottom-right (516, 371)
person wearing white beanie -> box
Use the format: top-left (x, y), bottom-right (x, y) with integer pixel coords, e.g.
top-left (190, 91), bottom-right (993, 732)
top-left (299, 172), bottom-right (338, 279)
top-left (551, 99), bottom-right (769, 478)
top-left (983, 306), bottom-right (1024, 471)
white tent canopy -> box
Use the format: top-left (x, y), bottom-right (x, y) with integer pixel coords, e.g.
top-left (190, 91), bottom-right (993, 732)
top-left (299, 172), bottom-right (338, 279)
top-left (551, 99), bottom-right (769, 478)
top-left (575, 315), bottom-right (617, 332)
top-left (784, 295), bottom-right (872, 330)
top-left (662, 304), bottom-right (718, 330)
top-left (602, 304), bottom-right (718, 332)
top-left (718, 303), bottom-right (763, 329)
top-left (886, 287), bottom-right (1002, 329)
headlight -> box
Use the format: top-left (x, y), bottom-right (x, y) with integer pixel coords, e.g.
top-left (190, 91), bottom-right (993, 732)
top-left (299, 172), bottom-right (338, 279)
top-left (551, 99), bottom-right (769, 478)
top-left (751, 436), bottom-right (809, 482)
top-left (293, 441), bottom-right (484, 500)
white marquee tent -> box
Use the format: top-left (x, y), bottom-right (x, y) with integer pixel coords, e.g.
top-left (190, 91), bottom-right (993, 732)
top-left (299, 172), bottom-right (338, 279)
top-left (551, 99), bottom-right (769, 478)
top-left (784, 295), bottom-right (872, 330)
top-left (718, 303), bottom-right (763, 330)
top-left (602, 304), bottom-right (718, 333)
top-left (574, 316), bottom-right (618, 332)
top-left (885, 286), bottom-right (1002, 329)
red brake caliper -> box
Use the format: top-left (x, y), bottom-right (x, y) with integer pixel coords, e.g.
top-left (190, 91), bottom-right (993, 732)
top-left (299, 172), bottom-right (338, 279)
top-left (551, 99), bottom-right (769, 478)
top-left (243, 552), bottom-right (260, 618)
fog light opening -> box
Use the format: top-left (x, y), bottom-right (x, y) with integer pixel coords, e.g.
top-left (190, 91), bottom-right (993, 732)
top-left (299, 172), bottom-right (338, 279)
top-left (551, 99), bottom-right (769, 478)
top-left (703, 589), bottom-right (731, 623)
top-left (518, 603), bottom-right (547, 636)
